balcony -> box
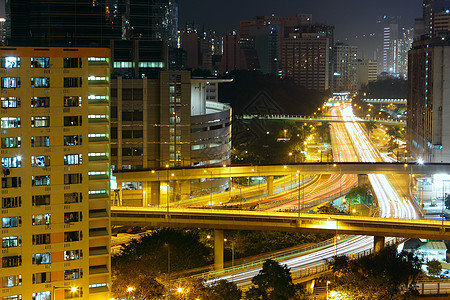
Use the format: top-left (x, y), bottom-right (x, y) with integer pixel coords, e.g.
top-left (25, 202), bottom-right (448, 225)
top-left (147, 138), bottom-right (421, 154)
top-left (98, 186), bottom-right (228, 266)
top-left (89, 227), bottom-right (108, 237)
top-left (88, 153), bottom-right (109, 161)
top-left (89, 264), bottom-right (108, 275)
top-left (88, 115), bottom-right (108, 123)
top-left (88, 190), bottom-right (109, 199)
top-left (87, 57), bottom-right (109, 66)
top-left (89, 208), bottom-right (108, 218)
top-left (88, 95), bottom-right (108, 105)
top-left (89, 246), bottom-right (109, 256)
top-left (88, 76), bottom-right (109, 85)
top-left (88, 134), bottom-right (109, 143)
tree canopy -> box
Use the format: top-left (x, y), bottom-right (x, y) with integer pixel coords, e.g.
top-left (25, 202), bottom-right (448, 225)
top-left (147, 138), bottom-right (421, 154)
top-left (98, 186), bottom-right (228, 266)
top-left (111, 228), bottom-right (211, 299)
top-left (246, 259), bottom-right (304, 300)
top-left (328, 246), bottom-right (422, 300)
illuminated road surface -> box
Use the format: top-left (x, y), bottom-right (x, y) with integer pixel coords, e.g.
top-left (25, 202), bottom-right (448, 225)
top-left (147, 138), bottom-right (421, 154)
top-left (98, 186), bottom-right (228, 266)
top-left (340, 105), bottom-right (417, 219)
top-left (207, 101), bottom-right (416, 286)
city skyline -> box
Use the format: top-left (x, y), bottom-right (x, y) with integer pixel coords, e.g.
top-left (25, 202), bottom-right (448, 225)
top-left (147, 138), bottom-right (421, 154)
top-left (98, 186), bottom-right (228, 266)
top-left (179, 0), bottom-right (422, 59)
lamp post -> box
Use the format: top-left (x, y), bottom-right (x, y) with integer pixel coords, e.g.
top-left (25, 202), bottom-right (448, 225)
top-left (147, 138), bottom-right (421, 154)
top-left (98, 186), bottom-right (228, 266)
top-left (165, 164), bottom-right (170, 215)
top-left (52, 286), bottom-right (77, 300)
top-left (165, 243), bottom-right (171, 299)
top-left (127, 286), bottom-right (134, 300)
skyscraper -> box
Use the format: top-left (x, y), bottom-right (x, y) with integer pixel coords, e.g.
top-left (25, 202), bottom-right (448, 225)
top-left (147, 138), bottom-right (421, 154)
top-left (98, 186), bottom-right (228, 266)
top-left (333, 44), bottom-right (358, 93)
top-left (6, 0), bottom-right (179, 48)
top-left (0, 47), bottom-right (111, 299)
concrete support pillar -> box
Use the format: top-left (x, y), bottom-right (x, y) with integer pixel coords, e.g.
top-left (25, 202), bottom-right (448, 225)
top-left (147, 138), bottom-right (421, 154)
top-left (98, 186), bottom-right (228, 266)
top-left (214, 229), bottom-right (224, 270)
top-left (374, 236), bottom-right (385, 253)
top-left (358, 174), bottom-right (369, 185)
top-left (180, 180), bottom-right (191, 201)
top-left (160, 181), bottom-right (169, 207)
top-left (150, 182), bottom-right (161, 206)
top-left (142, 182), bottom-right (149, 207)
top-left (266, 176), bottom-right (274, 196)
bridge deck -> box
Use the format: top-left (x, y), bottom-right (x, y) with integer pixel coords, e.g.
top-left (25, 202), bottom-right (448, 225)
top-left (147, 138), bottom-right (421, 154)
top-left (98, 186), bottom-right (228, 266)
top-left (114, 162), bottom-right (450, 182)
top-left (111, 207), bottom-right (450, 240)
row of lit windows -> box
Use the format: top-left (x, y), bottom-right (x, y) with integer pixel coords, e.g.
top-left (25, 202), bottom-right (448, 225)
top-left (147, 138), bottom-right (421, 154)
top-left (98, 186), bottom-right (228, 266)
top-left (0, 56), bottom-right (107, 69)
top-left (0, 134), bottom-right (109, 149)
top-left (2, 193), bottom-right (82, 209)
top-left (2, 212), bottom-right (81, 228)
top-left (1, 96), bottom-right (88, 108)
top-left (2, 154), bottom-right (85, 168)
top-left (1, 174), bottom-right (83, 188)
top-left (0, 76), bottom-right (107, 89)
top-left (0, 115), bottom-right (109, 129)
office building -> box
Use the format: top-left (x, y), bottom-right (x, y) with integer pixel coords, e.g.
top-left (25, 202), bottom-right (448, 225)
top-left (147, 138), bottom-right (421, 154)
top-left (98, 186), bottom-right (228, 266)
top-left (423, 0), bottom-right (450, 36)
top-left (280, 32), bottom-right (329, 90)
top-left (110, 71), bottom-right (232, 203)
top-left (357, 59), bottom-right (378, 89)
top-left (408, 38), bottom-right (450, 163)
top-left (248, 25), bottom-right (279, 75)
top-left (6, 0), bottom-right (178, 48)
top-left (0, 47), bottom-right (111, 299)
top-left (6, 0), bottom-right (180, 79)
top-left (333, 43), bottom-right (358, 92)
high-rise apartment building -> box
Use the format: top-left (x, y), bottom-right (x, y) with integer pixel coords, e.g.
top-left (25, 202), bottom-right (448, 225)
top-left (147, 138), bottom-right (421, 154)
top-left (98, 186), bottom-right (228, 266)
top-left (111, 71), bottom-right (232, 202)
top-left (408, 38), bottom-right (450, 163)
top-left (280, 33), bottom-right (329, 90)
top-left (333, 43), bottom-right (358, 92)
top-left (0, 47), bottom-right (111, 299)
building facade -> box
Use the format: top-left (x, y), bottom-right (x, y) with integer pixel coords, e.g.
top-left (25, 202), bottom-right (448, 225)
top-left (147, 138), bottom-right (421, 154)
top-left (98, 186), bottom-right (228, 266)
top-left (357, 59), bottom-right (378, 89)
top-left (110, 71), bottom-right (232, 204)
top-left (6, 0), bottom-right (179, 48)
top-left (280, 33), bottom-right (329, 90)
top-left (408, 38), bottom-right (450, 163)
top-left (333, 44), bottom-right (358, 92)
top-left (0, 47), bottom-right (111, 299)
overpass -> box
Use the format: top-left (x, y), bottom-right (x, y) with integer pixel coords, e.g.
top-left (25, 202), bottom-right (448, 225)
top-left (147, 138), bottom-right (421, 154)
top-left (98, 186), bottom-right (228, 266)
top-left (111, 207), bottom-right (450, 240)
top-left (114, 162), bottom-right (450, 182)
top-left (361, 98), bottom-right (407, 104)
top-left (111, 207), bottom-right (450, 269)
top-left (239, 114), bottom-right (405, 125)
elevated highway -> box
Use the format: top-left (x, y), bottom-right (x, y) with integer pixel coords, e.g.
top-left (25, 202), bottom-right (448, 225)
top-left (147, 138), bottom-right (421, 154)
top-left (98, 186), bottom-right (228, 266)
top-left (111, 207), bottom-right (450, 240)
top-left (114, 162), bottom-right (450, 182)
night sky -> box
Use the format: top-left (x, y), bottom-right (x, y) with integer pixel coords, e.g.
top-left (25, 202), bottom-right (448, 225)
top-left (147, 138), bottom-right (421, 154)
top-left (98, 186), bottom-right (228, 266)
top-left (179, 0), bottom-right (423, 59)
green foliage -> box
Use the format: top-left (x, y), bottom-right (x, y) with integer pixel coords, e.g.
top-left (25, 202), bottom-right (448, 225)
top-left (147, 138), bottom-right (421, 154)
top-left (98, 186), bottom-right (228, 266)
top-left (219, 70), bottom-right (330, 116)
top-left (365, 120), bottom-right (377, 134)
top-left (246, 259), bottom-right (301, 300)
top-left (445, 194), bottom-right (450, 210)
top-left (316, 121), bottom-right (331, 142)
top-left (346, 184), bottom-right (374, 206)
top-left (359, 78), bottom-right (407, 99)
top-left (317, 203), bottom-right (347, 214)
top-left (328, 246), bottom-right (422, 300)
top-left (112, 228), bottom-right (211, 300)
top-left (234, 120), bottom-right (312, 164)
top-left (427, 259), bottom-right (442, 277)
top-left (212, 280), bottom-right (242, 300)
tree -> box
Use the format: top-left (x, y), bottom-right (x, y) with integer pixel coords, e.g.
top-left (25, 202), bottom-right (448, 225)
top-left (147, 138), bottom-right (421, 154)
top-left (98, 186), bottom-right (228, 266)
top-left (317, 121), bottom-right (331, 142)
top-left (328, 246), bottom-right (422, 300)
top-left (427, 259), bottom-right (442, 277)
top-left (444, 194), bottom-right (450, 210)
top-left (246, 259), bottom-right (300, 300)
top-left (317, 203), bottom-right (346, 214)
top-left (345, 184), bottom-right (374, 207)
top-left (365, 120), bottom-right (377, 135)
top-left (212, 280), bottom-right (242, 300)
top-left (112, 228), bottom-right (211, 299)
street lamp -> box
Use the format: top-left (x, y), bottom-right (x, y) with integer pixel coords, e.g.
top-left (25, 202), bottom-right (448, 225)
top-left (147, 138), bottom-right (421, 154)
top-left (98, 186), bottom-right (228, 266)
top-left (127, 286), bottom-right (134, 300)
top-left (52, 286), bottom-right (77, 300)
top-left (165, 243), bottom-right (171, 299)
